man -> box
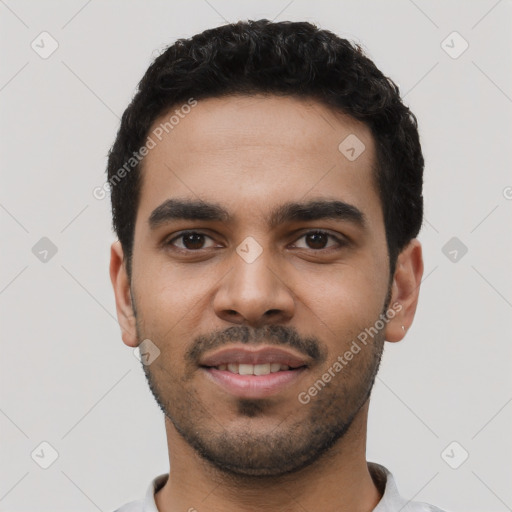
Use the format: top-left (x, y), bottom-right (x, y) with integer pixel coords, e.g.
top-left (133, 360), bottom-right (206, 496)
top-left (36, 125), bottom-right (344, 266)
top-left (108, 19), bottom-right (445, 512)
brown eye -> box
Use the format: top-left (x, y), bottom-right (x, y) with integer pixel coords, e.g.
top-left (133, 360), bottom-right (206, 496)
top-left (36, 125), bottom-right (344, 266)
top-left (292, 230), bottom-right (344, 251)
top-left (181, 233), bottom-right (205, 249)
top-left (167, 231), bottom-right (216, 250)
top-left (305, 232), bottom-right (329, 249)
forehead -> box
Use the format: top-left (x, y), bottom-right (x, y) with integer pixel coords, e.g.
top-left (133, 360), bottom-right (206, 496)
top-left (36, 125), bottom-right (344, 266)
top-left (136, 94), bottom-right (381, 231)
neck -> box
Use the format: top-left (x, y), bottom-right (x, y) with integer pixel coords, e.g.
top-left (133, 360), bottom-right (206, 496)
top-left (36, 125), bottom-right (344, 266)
top-left (154, 401), bottom-right (381, 512)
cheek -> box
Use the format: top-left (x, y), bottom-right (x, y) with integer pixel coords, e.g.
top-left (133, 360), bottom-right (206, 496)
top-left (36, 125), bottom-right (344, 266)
top-left (136, 247), bottom-right (209, 300)
top-left (132, 262), bottom-right (211, 347)
top-left (295, 257), bottom-right (389, 342)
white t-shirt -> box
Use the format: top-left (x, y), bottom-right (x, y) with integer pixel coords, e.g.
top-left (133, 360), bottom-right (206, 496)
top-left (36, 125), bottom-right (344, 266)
top-left (113, 462), bottom-right (447, 512)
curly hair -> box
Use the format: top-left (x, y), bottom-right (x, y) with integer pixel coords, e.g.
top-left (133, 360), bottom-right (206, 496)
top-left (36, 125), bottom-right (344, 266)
top-left (106, 19), bottom-right (424, 278)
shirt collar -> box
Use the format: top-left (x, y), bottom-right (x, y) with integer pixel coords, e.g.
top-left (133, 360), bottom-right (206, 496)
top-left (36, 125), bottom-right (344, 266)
top-left (143, 463), bottom-right (409, 512)
top-left (142, 473), bottom-right (168, 512)
top-left (369, 462), bottom-right (425, 512)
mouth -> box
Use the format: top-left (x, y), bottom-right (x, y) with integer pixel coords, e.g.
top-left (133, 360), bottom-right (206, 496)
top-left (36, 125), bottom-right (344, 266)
top-left (204, 362), bottom-right (298, 375)
top-left (201, 366), bottom-right (307, 399)
top-left (199, 345), bottom-right (310, 399)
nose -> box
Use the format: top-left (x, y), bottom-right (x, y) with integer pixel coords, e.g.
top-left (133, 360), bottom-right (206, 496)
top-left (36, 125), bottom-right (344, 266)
top-left (213, 249), bottom-right (295, 328)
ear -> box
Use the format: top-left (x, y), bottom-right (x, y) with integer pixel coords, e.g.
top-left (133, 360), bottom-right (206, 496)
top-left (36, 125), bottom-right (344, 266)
top-left (384, 239), bottom-right (424, 343)
top-left (109, 241), bottom-right (138, 347)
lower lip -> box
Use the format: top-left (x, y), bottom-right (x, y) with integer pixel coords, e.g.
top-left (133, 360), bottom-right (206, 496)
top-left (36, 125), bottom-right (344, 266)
top-left (202, 367), bottom-right (307, 399)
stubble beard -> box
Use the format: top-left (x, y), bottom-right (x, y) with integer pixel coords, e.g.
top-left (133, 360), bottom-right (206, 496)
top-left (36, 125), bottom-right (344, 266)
top-left (138, 323), bottom-right (386, 478)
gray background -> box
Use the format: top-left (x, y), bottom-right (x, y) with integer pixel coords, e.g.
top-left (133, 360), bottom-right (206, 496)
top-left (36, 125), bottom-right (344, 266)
top-left (1, 1), bottom-right (511, 511)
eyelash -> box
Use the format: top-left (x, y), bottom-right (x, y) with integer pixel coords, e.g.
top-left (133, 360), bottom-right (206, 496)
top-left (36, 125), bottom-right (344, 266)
top-left (165, 230), bottom-right (347, 252)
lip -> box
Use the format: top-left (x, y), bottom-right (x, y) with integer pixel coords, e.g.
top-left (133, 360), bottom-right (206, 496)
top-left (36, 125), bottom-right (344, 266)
top-left (198, 344), bottom-right (310, 399)
top-left (198, 345), bottom-right (310, 368)
top-left (201, 366), bottom-right (307, 399)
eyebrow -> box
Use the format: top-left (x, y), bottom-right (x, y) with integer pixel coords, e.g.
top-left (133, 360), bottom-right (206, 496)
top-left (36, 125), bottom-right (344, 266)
top-left (148, 198), bottom-right (366, 230)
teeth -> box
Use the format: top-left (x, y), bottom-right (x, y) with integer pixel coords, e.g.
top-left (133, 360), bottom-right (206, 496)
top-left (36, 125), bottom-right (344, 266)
top-left (216, 363), bottom-right (291, 374)
top-left (239, 363), bottom-right (253, 375)
top-left (254, 363), bottom-right (270, 375)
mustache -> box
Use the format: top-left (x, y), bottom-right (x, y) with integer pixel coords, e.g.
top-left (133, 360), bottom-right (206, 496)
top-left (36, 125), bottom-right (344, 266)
top-left (186, 324), bottom-right (327, 366)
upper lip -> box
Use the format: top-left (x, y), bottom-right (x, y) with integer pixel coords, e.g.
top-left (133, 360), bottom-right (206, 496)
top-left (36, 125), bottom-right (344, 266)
top-left (199, 345), bottom-right (311, 368)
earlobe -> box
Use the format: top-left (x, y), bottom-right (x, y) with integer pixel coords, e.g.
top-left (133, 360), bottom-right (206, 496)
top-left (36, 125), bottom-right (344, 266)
top-left (109, 241), bottom-right (138, 347)
top-left (384, 239), bottom-right (424, 343)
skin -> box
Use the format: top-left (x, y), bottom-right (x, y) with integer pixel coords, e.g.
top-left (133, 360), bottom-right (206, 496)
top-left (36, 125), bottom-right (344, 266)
top-left (110, 95), bottom-right (423, 512)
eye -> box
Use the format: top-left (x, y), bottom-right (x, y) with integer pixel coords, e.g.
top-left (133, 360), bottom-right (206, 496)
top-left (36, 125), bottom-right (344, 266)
top-left (166, 231), bottom-right (217, 251)
top-left (291, 230), bottom-right (345, 250)
top-left (165, 229), bottom-right (346, 253)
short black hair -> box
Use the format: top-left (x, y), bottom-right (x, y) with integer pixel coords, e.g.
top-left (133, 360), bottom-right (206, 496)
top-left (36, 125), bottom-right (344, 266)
top-left (107, 19), bottom-right (424, 278)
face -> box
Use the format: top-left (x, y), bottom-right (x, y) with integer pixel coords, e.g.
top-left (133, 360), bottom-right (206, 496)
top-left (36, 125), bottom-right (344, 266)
top-left (113, 95), bottom-right (407, 477)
